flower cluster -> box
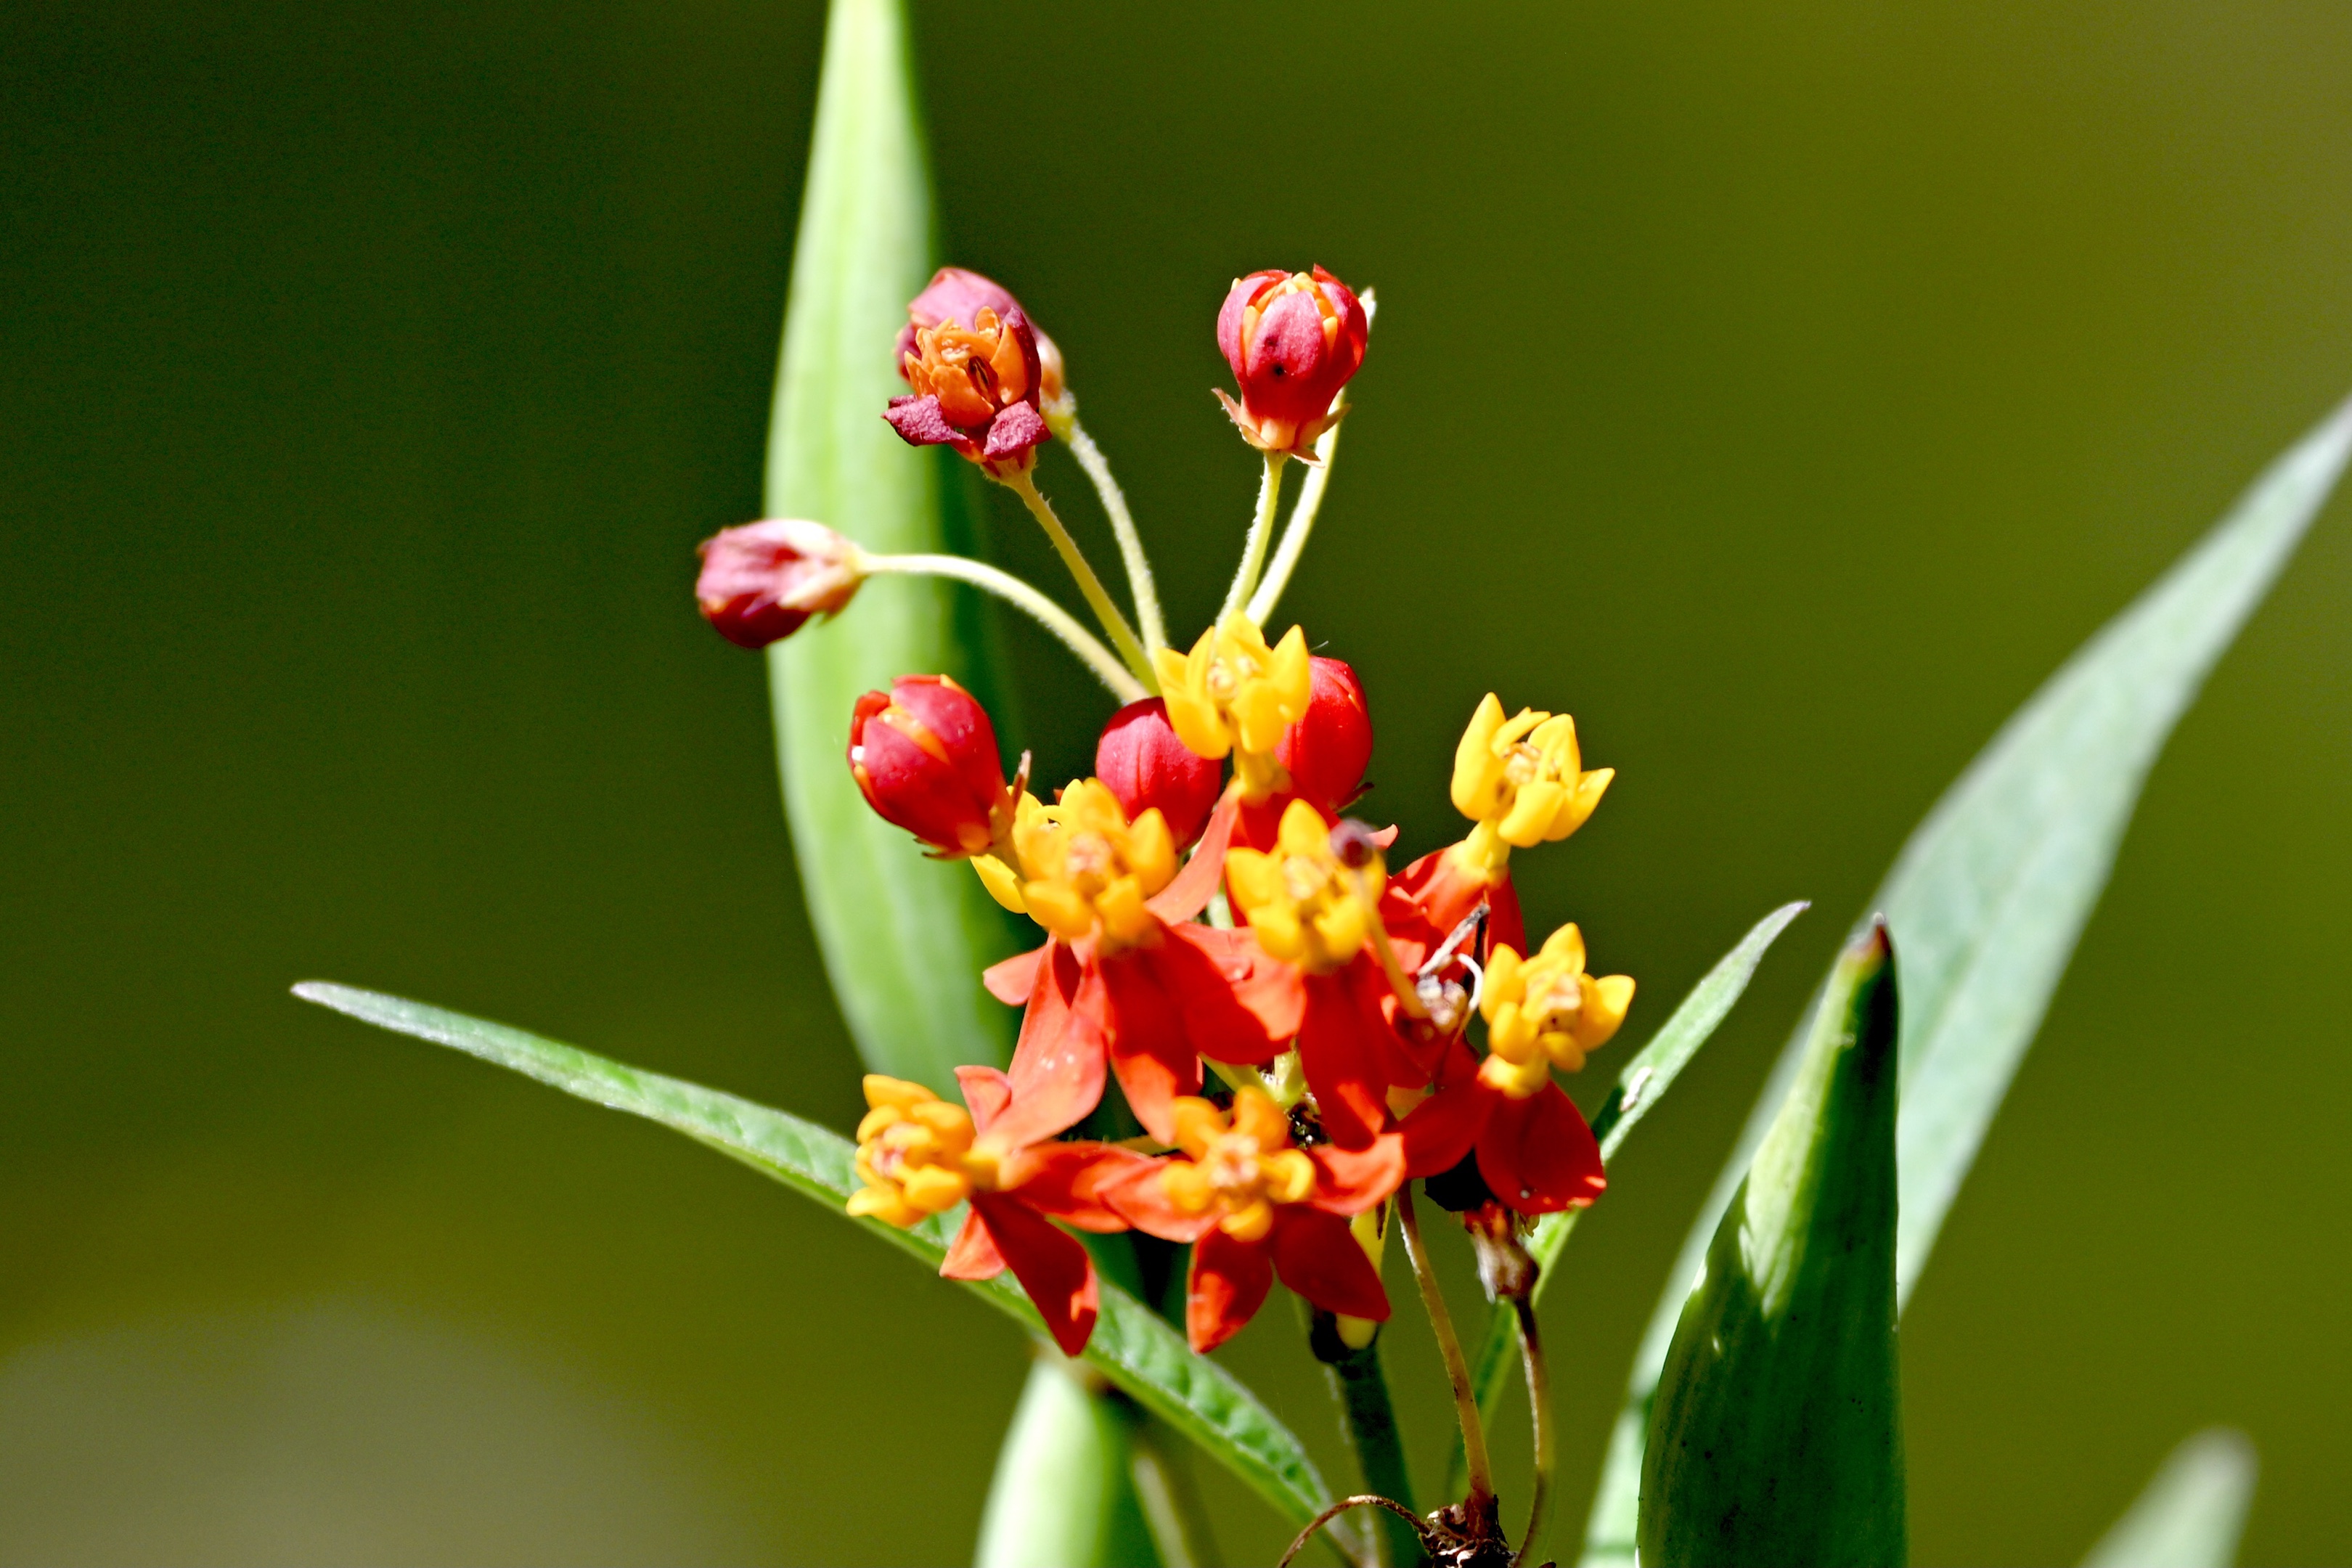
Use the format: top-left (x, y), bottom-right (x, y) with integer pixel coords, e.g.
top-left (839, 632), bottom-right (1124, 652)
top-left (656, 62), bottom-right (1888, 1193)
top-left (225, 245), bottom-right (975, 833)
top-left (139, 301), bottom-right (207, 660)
top-left (700, 264), bottom-right (1635, 1357)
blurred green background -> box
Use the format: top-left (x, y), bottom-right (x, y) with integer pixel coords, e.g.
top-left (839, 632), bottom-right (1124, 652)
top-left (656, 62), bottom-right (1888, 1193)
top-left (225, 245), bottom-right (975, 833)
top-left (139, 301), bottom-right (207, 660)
top-left (4, 0), bottom-right (2348, 1562)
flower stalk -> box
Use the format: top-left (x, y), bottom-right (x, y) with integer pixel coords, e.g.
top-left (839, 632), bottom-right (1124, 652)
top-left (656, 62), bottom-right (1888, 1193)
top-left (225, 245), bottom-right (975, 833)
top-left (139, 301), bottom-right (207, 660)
top-left (1221, 449), bottom-right (1289, 620)
top-left (1398, 1183), bottom-right (1494, 1508)
top-left (1001, 467), bottom-right (1157, 689)
top-left (1064, 417), bottom-right (1169, 653)
top-left (859, 551), bottom-right (1145, 701)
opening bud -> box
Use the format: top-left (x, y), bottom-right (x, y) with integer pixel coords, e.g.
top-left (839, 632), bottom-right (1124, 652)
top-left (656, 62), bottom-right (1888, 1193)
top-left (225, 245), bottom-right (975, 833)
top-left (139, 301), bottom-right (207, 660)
top-left (847, 675), bottom-right (1020, 859)
top-left (886, 267), bottom-right (1055, 478)
top-left (1274, 656), bottom-right (1373, 813)
top-left (694, 519), bottom-right (865, 650)
top-left (1094, 697), bottom-right (1223, 849)
top-left (1214, 266), bottom-right (1368, 458)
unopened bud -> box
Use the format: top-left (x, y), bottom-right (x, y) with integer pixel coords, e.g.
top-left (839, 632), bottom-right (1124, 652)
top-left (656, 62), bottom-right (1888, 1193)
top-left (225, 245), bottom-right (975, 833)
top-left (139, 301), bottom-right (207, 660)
top-left (847, 675), bottom-right (1017, 858)
top-left (1095, 698), bottom-right (1222, 849)
top-left (1274, 656), bottom-right (1373, 812)
top-left (1214, 267), bottom-right (1368, 458)
top-left (695, 519), bottom-right (865, 649)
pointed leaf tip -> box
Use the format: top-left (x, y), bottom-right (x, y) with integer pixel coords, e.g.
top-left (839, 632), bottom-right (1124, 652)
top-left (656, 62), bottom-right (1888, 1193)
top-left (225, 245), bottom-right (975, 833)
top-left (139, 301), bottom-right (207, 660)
top-left (1640, 923), bottom-right (1905, 1568)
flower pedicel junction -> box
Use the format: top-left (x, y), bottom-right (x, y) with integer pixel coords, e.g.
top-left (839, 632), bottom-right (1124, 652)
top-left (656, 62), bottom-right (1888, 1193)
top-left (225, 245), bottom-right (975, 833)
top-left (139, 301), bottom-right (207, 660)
top-left (291, 25), bottom-right (2352, 1559)
top-left (704, 263), bottom-right (1628, 1561)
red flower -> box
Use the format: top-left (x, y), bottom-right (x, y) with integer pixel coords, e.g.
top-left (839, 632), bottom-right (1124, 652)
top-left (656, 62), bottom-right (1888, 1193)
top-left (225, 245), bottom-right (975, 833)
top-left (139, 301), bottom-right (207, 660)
top-left (848, 675), bottom-right (1021, 858)
top-left (885, 271), bottom-right (1051, 476)
top-left (1214, 267), bottom-right (1369, 458)
top-left (980, 788), bottom-right (1302, 1151)
top-left (848, 1070), bottom-right (1140, 1357)
top-left (899, 267), bottom-right (1066, 412)
top-left (1397, 1043), bottom-right (1606, 1217)
top-left (695, 519), bottom-right (865, 649)
top-left (1223, 803), bottom-right (1426, 1149)
top-left (1095, 697), bottom-right (1223, 850)
top-left (1107, 1088), bottom-right (1404, 1352)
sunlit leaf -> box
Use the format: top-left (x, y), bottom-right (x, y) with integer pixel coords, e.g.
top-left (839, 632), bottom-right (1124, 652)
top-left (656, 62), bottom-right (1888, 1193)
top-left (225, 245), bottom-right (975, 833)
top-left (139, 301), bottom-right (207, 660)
top-left (761, 0), bottom-right (1020, 1093)
top-left (2082, 1429), bottom-right (2257, 1568)
top-left (1449, 902), bottom-right (1808, 1497)
top-left (1639, 924), bottom-right (1904, 1568)
top-left (294, 982), bottom-right (1334, 1530)
top-left (1582, 394), bottom-right (2352, 1566)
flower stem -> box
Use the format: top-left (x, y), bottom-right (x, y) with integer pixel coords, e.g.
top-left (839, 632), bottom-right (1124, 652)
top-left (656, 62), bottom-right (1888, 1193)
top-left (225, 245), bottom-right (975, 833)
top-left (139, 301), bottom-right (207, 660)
top-left (1512, 1297), bottom-right (1553, 1567)
top-left (1220, 449), bottom-right (1289, 621)
top-left (860, 552), bottom-right (1146, 702)
top-left (1397, 1183), bottom-right (1494, 1507)
top-left (1309, 1310), bottom-right (1427, 1568)
top-left (1001, 468), bottom-right (1157, 690)
top-left (1246, 412), bottom-right (1345, 625)
top-left (1063, 418), bottom-right (1168, 653)
top-left (1129, 1412), bottom-right (1220, 1568)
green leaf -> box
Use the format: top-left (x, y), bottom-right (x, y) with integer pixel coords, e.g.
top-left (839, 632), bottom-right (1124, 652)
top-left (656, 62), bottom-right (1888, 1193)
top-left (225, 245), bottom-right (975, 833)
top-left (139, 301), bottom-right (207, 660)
top-left (1639, 923), bottom-right (1904, 1568)
top-left (977, 1360), bottom-right (1163, 1568)
top-left (762, 0), bottom-right (1019, 1093)
top-left (1582, 394), bottom-right (2352, 1567)
top-left (293, 982), bottom-right (1334, 1529)
top-left (1449, 902), bottom-right (1808, 1498)
top-left (2083, 1429), bottom-right (2257, 1568)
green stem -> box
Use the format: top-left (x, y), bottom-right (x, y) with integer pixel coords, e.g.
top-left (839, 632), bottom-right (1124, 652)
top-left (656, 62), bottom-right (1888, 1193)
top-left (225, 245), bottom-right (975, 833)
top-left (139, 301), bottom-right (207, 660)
top-left (1003, 467), bottom-right (1157, 689)
top-left (1220, 450), bottom-right (1289, 621)
top-left (1512, 1298), bottom-right (1553, 1567)
top-left (1246, 414), bottom-right (1344, 625)
top-left (1398, 1184), bottom-right (1494, 1507)
top-left (1128, 1413), bottom-right (1220, 1568)
top-left (1064, 418), bottom-right (1168, 653)
top-left (1311, 1315), bottom-right (1427, 1568)
top-left (861, 551), bottom-right (1144, 701)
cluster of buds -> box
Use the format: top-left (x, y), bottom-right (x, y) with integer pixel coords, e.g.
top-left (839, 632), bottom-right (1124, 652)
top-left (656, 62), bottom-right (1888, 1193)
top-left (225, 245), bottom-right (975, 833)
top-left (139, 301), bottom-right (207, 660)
top-left (693, 259), bottom-right (1635, 1363)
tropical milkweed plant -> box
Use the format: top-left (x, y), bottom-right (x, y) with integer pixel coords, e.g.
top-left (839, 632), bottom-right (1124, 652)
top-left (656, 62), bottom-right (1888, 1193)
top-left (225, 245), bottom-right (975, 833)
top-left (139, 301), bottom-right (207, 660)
top-left (295, 1), bottom-right (2344, 1564)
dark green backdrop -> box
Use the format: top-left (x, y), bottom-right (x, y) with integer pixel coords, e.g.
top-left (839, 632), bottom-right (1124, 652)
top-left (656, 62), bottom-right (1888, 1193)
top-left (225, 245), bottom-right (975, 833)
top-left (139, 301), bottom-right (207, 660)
top-left (4, 1), bottom-right (2348, 1562)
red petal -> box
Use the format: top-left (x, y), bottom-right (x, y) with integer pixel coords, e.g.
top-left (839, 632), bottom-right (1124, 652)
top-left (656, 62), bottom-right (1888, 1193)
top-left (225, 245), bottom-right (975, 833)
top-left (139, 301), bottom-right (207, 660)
top-left (1307, 1132), bottom-right (1406, 1214)
top-left (1398, 1048), bottom-right (1500, 1177)
top-left (883, 393), bottom-right (960, 447)
top-left (984, 943), bottom-right (1048, 1007)
top-left (1154, 924), bottom-right (1302, 1065)
top-left (1270, 1209), bottom-right (1389, 1323)
top-left (972, 1193), bottom-right (1098, 1357)
top-left (983, 399), bottom-right (1049, 460)
top-left (1146, 788), bottom-right (1239, 923)
top-left (1011, 1143), bottom-right (1152, 1233)
top-left (954, 1065), bottom-right (1013, 1134)
top-left (1101, 1157), bottom-right (1218, 1245)
top-left (1101, 950), bottom-right (1201, 1146)
top-left (992, 944), bottom-right (1107, 1150)
top-left (1486, 875), bottom-right (1526, 963)
top-left (940, 1204), bottom-right (1005, 1280)
top-left (1475, 1082), bottom-right (1607, 1216)
top-left (1297, 965), bottom-right (1399, 1149)
top-left (1188, 1225), bottom-right (1275, 1353)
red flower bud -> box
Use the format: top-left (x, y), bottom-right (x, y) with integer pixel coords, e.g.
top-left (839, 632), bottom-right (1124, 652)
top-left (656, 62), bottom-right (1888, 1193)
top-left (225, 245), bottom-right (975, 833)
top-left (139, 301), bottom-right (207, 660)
top-left (695, 519), bottom-right (865, 650)
top-left (1214, 266), bottom-right (1369, 457)
top-left (848, 675), bottom-right (1016, 857)
top-left (1095, 698), bottom-right (1223, 849)
top-left (1275, 656), bottom-right (1373, 812)
top-left (886, 268), bottom-right (1055, 476)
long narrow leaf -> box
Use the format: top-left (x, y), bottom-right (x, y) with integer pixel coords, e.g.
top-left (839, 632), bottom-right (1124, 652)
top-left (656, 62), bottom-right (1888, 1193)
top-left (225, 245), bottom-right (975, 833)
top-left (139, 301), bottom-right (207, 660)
top-left (294, 982), bottom-right (1333, 1528)
top-left (1450, 902), bottom-right (1808, 1496)
top-left (762, 0), bottom-right (1018, 1092)
top-left (1583, 394), bottom-right (2352, 1566)
top-left (2082, 1429), bottom-right (2257, 1568)
top-left (1639, 924), bottom-right (1904, 1568)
